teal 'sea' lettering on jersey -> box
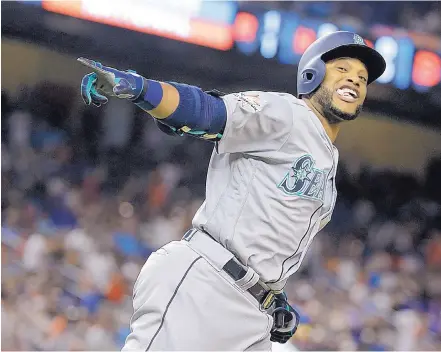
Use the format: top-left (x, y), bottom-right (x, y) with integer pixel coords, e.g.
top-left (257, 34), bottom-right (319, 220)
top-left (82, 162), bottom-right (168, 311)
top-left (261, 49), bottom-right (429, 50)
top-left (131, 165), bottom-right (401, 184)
top-left (278, 154), bottom-right (326, 202)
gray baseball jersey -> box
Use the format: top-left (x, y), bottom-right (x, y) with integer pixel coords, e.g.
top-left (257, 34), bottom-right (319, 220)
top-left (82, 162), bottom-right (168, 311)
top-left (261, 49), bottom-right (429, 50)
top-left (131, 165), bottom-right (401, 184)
top-left (192, 91), bottom-right (339, 289)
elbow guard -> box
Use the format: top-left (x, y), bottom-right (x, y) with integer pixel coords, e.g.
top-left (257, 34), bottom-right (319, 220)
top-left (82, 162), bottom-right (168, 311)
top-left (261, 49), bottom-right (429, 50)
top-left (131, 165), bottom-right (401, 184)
top-left (160, 83), bottom-right (227, 140)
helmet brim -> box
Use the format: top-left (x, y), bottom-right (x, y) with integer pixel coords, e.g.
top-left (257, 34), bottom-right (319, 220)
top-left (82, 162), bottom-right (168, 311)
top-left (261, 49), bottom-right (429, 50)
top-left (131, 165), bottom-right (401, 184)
top-left (321, 44), bottom-right (386, 84)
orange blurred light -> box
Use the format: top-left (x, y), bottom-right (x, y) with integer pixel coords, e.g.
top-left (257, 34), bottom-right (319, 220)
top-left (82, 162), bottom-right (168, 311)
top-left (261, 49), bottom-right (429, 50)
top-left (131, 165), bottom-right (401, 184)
top-left (293, 26), bottom-right (317, 54)
top-left (42, 0), bottom-right (82, 15)
top-left (412, 51), bottom-right (441, 87)
top-left (364, 39), bottom-right (374, 48)
top-left (233, 12), bottom-right (259, 42)
top-left (42, 0), bottom-right (233, 51)
top-left (190, 19), bottom-right (234, 51)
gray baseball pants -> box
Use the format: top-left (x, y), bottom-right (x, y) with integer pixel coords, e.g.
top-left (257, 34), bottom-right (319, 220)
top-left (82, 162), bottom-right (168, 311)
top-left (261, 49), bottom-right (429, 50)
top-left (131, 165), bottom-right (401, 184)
top-left (122, 230), bottom-right (273, 351)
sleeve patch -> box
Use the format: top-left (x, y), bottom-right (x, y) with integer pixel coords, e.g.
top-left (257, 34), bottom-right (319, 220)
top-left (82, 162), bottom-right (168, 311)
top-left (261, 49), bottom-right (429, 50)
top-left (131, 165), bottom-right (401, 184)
top-left (234, 92), bottom-right (264, 112)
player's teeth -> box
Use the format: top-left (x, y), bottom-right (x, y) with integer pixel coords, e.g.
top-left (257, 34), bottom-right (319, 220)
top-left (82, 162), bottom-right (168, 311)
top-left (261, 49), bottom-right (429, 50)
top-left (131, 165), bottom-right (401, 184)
top-left (337, 88), bottom-right (356, 98)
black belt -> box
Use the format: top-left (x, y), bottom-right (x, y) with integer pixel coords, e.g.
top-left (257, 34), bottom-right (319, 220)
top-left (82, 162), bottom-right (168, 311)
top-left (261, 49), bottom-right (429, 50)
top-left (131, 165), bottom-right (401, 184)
top-left (223, 259), bottom-right (276, 309)
top-left (183, 229), bottom-right (275, 310)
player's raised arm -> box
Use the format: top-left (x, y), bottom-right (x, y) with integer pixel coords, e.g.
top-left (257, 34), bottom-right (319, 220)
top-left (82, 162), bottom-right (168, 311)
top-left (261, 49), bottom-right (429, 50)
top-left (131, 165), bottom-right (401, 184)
top-left (78, 57), bottom-right (227, 141)
top-left (78, 58), bottom-right (294, 148)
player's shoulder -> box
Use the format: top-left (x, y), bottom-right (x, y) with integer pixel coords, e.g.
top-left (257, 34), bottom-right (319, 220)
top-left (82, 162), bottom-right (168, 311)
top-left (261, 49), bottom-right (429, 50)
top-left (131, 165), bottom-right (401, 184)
top-left (230, 90), bottom-right (298, 109)
top-left (223, 90), bottom-right (309, 119)
top-left (267, 92), bottom-right (308, 108)
top-left (238, 90), bottom-right (296, 101)
top-left (241, 91), bottom-right (307, 107)
top-left (268, 93), bottom-right (313, 118)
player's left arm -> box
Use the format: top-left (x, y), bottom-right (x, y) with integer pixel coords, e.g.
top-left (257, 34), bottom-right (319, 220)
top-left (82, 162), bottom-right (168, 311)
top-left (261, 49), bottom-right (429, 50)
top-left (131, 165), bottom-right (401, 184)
top-left (78, 58), bottom-right (227, 141)
top-left (135, 83), bottom-right (227, 140)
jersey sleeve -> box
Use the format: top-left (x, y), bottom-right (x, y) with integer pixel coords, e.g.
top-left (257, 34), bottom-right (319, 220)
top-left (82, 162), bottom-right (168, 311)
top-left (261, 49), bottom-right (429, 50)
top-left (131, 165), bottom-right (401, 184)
top-left (216, 91), bottom-right (293, 154)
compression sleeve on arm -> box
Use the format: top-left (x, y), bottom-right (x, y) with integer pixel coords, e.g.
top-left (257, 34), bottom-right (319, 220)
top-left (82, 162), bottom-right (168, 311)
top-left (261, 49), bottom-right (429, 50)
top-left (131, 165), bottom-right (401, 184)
top-left (132, 79), bottom-right (227, 140)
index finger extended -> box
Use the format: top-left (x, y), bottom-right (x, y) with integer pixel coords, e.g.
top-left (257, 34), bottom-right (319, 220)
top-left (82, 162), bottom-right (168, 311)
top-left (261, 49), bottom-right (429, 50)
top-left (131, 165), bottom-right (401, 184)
top-left (77, 57), bottom-right (106, 74)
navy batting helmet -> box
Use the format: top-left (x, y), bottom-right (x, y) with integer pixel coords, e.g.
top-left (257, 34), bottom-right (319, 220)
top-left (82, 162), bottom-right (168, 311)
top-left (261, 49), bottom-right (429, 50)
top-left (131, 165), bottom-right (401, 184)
top-left (297, 31), bottom-right (386, 97)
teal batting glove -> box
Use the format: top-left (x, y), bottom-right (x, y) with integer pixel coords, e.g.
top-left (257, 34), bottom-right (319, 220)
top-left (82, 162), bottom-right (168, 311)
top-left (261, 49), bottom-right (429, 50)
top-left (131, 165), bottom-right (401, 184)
top-left (78, 57), bottom-right (144, 107)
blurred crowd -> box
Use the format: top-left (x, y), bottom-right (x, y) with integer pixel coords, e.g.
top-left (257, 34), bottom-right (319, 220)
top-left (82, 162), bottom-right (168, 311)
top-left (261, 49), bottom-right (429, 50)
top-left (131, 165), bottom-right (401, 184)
top-left (2, 84), bottom-right (441, 351)
top-left (240, 1), bottom-right (441, 36)
top-left (288, 160), bottom-right (441, 351)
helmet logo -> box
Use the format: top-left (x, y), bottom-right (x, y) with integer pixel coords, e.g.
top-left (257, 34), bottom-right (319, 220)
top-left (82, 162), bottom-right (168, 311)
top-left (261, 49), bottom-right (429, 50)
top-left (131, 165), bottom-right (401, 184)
top-left (353, 34), bottom-right (365, 45)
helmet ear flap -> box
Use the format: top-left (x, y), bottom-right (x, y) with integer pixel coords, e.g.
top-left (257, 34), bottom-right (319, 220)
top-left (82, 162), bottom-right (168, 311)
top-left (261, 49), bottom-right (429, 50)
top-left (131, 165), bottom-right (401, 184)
top-left (297, 57), bottom-right (326, 97)
top-left (302, 71), bottom-right (315, 82)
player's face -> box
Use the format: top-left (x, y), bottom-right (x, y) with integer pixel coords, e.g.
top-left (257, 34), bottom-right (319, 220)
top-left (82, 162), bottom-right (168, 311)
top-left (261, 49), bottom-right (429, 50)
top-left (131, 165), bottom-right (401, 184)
top-left (313, 57), bottom-right (368, 123)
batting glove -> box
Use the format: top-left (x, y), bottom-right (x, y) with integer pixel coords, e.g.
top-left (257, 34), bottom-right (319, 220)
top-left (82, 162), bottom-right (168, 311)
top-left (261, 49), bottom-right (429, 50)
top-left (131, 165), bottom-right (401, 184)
top-left (78, 57), bottom-right (144, 107)
top-left (269, 292), bottom-right (300, 344)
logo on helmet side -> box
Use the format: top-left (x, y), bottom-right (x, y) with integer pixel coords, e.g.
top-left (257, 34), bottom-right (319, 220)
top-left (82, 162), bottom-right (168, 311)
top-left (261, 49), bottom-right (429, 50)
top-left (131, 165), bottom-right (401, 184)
top-left (353, 34), bottom-right (365, 45)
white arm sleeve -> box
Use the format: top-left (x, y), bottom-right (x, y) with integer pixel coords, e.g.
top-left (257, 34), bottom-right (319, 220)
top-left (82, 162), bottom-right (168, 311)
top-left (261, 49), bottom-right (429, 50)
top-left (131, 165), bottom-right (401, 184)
top-left (217, 91), bottom-right (294, 155)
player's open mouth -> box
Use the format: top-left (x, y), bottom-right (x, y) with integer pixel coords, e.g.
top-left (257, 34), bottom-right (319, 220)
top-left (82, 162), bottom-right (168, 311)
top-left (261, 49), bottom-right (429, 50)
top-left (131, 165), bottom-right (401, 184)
top-left (336, 86), bottom-right (359, 103)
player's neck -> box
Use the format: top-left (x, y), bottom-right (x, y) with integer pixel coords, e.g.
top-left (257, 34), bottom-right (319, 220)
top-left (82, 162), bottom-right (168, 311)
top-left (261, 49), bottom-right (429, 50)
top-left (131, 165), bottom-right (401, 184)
top-left (302, 98), bottom-right (341, 143)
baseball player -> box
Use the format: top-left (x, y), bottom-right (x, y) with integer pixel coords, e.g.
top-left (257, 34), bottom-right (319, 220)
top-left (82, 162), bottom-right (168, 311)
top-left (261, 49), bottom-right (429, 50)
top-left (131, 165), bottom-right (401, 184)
top-left (79, 31), bottom-right (386, 351)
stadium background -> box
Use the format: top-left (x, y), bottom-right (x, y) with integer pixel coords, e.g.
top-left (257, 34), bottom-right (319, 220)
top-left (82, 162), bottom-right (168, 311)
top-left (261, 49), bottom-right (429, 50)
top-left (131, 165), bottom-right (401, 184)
top-left (1, 1), bottom-right (441, 350)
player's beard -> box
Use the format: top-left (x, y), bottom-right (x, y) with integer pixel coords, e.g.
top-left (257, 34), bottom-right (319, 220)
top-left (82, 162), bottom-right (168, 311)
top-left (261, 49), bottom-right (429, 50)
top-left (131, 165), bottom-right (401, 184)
top-left (313, 86), bottom-right (363, 124)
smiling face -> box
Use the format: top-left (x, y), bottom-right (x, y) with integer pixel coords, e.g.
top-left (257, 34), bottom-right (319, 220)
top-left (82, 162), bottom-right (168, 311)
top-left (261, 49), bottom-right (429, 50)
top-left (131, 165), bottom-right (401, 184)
top-left (311, 57), bottom-right (369, 124)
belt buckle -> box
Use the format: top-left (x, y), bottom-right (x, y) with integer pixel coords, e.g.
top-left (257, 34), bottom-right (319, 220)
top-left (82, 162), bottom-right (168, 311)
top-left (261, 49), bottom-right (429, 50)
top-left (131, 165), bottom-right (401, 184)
top-left (260, 290), bottom-right (275, 310)
top-left (182, 228), bottom-right (197, 241)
